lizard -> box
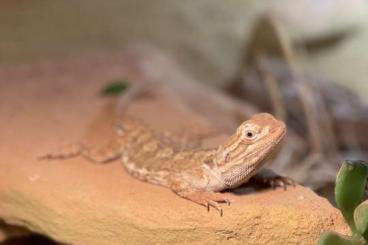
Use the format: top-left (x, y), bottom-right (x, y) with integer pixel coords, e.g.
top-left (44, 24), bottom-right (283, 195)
top-left (41, 112), bottom-right (293, 215)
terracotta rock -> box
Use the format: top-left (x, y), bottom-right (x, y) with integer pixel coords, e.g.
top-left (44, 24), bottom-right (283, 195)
top-left (0, 48), bottom-right (348, 244)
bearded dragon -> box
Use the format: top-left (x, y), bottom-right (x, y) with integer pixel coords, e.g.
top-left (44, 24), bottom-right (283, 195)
top-left (42, 113), bottom-right (292, 215)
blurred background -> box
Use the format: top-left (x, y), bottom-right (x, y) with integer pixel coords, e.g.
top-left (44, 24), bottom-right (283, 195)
top-left (1, 0), bottom-right (368, 93)
top-left (1, 0), bottom-right (368, 244)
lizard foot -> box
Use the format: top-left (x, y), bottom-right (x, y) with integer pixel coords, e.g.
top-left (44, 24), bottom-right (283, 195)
top-left (186, 192), bottom-right (230, 216)
top-left (251, 169), bottom-right (295, 190)
top-left (263, 175), bottom-right (296, 190)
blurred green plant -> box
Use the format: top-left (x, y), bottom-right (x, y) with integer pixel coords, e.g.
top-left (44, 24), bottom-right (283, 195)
top-left (317, 160), bottom-right (368, 245)
top-left (101, 80), bottom-right (129, 96)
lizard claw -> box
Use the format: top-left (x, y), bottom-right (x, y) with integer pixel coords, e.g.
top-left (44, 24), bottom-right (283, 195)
top-left (206, 200), bottom-right (223, 216)
top-left (201, 192), bottom-right (230, 216)
top-left (265, 176), bottom-right (295, 190)
top-left (252, 169), bottom-right (295, 190)
top-left (226, 199), bottom-right (231, 206)
top-left (181, 191), bottom-right (230, 216)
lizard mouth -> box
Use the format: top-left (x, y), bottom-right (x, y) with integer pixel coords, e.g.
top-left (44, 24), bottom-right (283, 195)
top-left (260, 122), bottom-right (286, 155)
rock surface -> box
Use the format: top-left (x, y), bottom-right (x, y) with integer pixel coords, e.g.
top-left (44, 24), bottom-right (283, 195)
top-left (0, 48), bottom-right (348, 244)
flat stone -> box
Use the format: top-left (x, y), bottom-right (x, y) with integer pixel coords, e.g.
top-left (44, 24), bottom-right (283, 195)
top-left (0, 49), bottom-right (348, 244)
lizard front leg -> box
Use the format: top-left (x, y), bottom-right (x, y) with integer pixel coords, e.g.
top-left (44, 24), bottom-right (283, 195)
top-left (169, 177), bottom-right (230, 216)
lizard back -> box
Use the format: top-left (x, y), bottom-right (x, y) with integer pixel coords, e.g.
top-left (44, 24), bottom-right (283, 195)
top-left (117, 118), bottom-right (215, 186)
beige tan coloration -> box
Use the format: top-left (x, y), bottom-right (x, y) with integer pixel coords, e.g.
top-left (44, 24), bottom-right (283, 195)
top-left (42, 113), bottom-right (290, 215)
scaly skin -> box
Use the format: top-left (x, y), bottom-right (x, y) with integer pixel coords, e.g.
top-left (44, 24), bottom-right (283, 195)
top-left (42, 113), bottom-right (291, 215)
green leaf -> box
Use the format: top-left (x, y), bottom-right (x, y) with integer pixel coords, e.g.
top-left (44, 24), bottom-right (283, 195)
top-left (317, 231), bottom-right (360, 245)
top-left (101, 80), bottom-right (129, 96)
top-left (335, 160), bottom-right (368, 235)
top-left (355, 200), bottom-right (368, 240)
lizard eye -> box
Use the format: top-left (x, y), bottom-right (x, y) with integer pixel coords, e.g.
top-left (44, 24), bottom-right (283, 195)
top-left (245, 130), bottom-right (257, 140)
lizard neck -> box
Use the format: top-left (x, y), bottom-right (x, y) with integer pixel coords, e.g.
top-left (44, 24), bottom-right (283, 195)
top-left (212, 138), bottom-right (266, 188)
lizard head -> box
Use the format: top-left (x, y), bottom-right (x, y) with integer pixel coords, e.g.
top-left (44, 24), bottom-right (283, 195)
top-left (214, 113), bottom-right (286, 187)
